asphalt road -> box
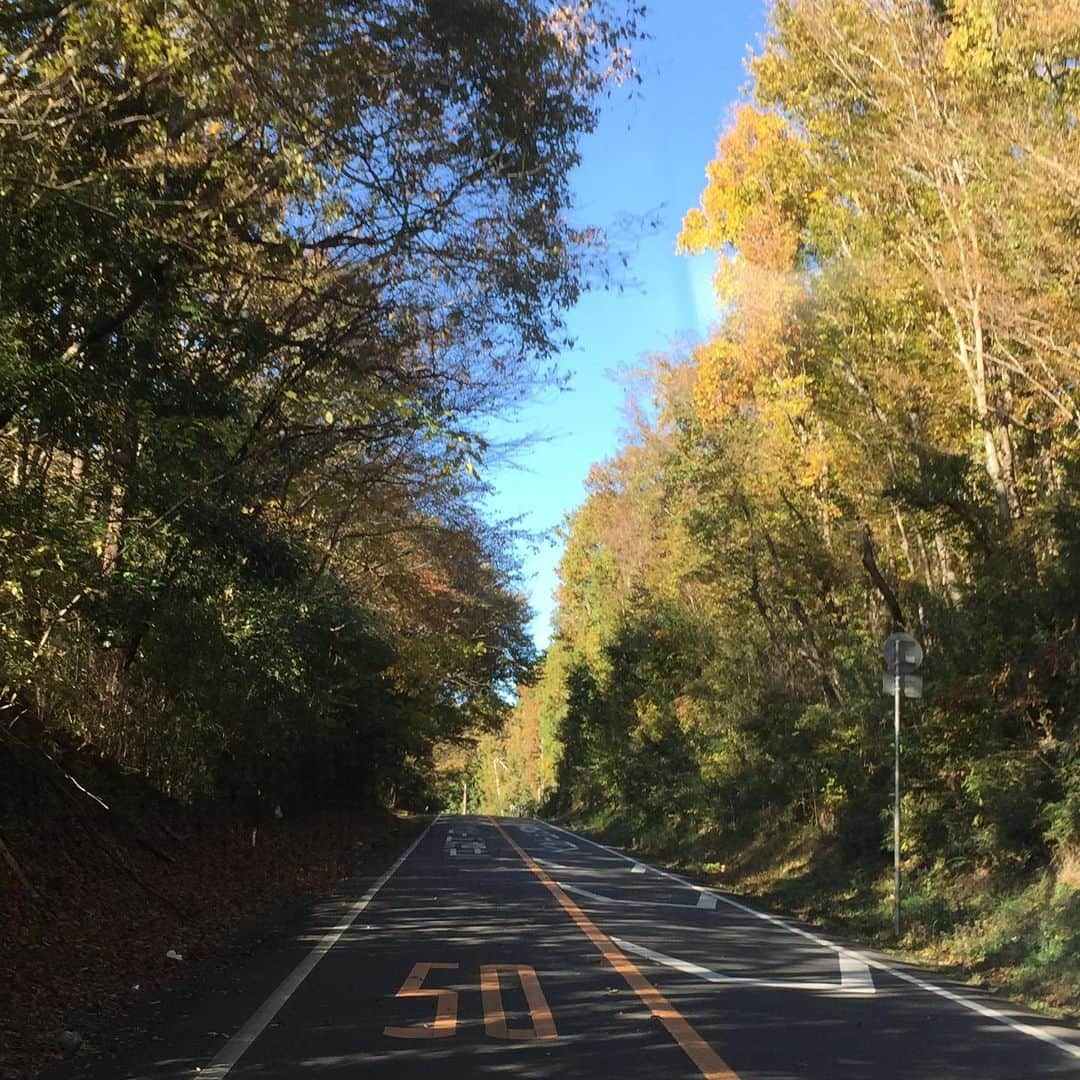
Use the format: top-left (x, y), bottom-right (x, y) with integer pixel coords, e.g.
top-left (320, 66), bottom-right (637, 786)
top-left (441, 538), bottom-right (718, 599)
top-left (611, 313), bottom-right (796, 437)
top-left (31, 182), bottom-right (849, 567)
top-left (115, 816), bottom-right (1080, 1079)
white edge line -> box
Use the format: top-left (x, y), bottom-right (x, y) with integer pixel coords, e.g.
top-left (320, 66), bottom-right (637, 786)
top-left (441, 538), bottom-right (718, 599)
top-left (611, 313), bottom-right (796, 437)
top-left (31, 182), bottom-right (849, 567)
top-left (541, 820), bottom-right (1080, 1061)
top-left (879, 962), bottom-right (1080, 1059)
top-left (611, 935), bottom-right (870, 995)
top-left (195, 816), bottom-right (437, 1079)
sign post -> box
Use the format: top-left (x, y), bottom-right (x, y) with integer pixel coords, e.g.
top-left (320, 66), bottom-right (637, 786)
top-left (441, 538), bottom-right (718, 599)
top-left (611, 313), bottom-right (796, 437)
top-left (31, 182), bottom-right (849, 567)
top-left (882, 632), bottom-right (923, 936)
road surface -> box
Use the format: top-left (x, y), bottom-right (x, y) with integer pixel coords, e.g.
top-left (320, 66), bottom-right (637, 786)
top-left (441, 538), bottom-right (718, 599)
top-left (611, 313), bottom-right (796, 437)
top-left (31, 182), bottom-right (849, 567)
top-left (115, 816), bottom-right (1080, 1078)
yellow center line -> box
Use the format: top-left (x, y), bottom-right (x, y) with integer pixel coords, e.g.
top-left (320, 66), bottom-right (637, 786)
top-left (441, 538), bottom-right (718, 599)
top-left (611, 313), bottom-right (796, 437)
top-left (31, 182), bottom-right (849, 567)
top-left (488, 817), bottom-right (740, 1080)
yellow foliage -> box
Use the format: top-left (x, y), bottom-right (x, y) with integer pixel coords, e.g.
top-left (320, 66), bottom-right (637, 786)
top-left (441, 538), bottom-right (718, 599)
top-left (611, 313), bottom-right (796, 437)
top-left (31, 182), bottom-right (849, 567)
top-left (798, 440), bottom-right (833, 492)
top-left (944, 0), bottom-right (1005, 77)
top-left (677, 104), bottom-right (811, 269)
top-left (692, 339), bottom-right (748, 426)
top-left (681, 106), bottom-right (814, 437)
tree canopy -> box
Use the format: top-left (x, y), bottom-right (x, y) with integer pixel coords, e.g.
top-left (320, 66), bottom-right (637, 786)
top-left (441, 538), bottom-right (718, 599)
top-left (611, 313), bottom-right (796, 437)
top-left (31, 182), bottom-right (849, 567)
top-left (0, 0), bottom-right (643, 810)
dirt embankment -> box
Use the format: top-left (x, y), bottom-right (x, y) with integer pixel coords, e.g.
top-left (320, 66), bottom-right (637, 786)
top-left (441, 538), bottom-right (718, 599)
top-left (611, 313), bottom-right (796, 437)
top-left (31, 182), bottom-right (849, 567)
top-left (0, 724), bottom-right (414, 1079)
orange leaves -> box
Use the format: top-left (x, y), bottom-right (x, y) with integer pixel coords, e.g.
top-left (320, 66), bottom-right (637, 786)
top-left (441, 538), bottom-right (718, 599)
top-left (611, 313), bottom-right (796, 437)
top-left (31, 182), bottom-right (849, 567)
top-left (674, 98), bottom-right (847, 563)
top-left (735, 205), bottom-right (802, 274)
top-left (678, 207), bottom-right (710, 256)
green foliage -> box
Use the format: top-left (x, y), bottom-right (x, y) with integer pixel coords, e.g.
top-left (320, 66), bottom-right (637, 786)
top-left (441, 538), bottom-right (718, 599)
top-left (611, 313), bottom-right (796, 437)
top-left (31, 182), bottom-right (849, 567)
top-left (0, 1), bottom-right (641, 811)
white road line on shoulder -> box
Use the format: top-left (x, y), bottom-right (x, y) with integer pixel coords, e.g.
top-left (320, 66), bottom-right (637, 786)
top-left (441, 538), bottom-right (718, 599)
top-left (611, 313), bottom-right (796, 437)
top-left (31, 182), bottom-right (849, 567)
top-left (611, 936), bottom-right (872, 995)
top-left (879, 962), bottom-right (1080, 1059)
top-left (540, 820), bottom-right (1080, 1061)
top-left (194, 817), bottom-right (436, 1080)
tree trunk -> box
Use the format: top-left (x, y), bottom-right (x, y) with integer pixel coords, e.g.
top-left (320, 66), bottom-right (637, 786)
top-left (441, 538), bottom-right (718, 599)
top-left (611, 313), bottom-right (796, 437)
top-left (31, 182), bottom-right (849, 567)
top-left (101, 480), bottom-right (127, 575)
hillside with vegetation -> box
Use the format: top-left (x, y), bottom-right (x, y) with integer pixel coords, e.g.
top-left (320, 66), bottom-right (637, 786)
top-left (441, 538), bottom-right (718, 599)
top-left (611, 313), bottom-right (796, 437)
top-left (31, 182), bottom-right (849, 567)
top-left (0, 3), bottom-right (642, 1070)
top-left (477, 0), bottom-right (1080, 1016)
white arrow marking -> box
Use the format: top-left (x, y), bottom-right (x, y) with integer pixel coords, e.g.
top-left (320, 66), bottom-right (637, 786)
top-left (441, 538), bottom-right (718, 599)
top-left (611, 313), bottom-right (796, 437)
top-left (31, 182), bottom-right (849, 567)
top-left (840, 951), bottom-right (875, 993)
top-left (558, 882), bottom-right (712, 911)
top-left (555, 885), bottom-right (872, 990)
top-left (611, 936), bottom-right (875, 996)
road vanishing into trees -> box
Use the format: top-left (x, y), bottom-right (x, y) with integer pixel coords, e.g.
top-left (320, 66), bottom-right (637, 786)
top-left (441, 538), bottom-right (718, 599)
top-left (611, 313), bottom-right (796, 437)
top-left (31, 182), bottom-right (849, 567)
top-left (113, 817), bottom-right (1079, 1079)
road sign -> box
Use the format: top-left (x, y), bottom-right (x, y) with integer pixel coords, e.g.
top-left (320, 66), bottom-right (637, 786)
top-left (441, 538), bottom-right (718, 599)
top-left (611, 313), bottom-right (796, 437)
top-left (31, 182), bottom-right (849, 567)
top-left (882, 672), bottom-right (923, 699)
top-left (883, 632), bottom-right (923, 673)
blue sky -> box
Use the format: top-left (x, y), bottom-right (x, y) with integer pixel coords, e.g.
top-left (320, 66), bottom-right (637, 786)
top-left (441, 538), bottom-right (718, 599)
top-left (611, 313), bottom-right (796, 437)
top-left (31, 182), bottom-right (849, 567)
top-left (485, 1), bottom-right (770, 647)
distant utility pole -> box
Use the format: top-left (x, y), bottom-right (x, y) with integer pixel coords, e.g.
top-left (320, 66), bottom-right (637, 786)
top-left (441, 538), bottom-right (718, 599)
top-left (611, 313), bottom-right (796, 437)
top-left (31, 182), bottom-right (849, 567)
top-left (882, 632), bottom-right (923, 936)
top-left (461, 777), bottom-right (468, 816)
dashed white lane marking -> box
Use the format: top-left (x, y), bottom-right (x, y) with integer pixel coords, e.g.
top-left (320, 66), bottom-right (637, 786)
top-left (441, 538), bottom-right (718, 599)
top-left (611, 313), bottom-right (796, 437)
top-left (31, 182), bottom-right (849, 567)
top-left (560, 883), bottom-right (870, 993)
top-left (196, 818), bottom-right (437, 1080)
top-left (611, 936), bottom-right (874, 996)
top-left (539, 820), bottom-right (1080, 1062)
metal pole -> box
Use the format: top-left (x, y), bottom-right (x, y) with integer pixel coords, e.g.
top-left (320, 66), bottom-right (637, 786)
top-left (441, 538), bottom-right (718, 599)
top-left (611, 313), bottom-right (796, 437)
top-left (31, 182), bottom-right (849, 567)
top-left (894, 636), bottom-right (901, 936)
